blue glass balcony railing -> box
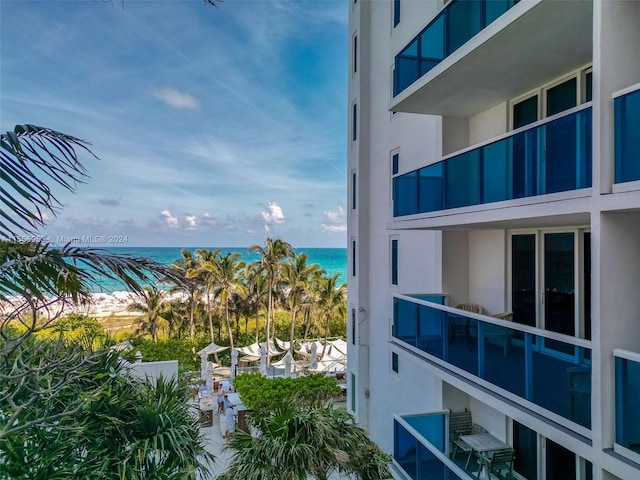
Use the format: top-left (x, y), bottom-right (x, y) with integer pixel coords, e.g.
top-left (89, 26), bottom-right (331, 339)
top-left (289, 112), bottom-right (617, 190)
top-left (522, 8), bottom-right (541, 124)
top-left (393, 107), bottom-right (592, 217)
top-left (615, 352), bottom-right (640, 455)
top-left (614, 88), bottom-right (640, 183)
top-left (394, 0), bottom-right (519, 96)
top-left (392, 296), bottom-right (592, 429)
top-left (394, 417), bottom-right (467, 479)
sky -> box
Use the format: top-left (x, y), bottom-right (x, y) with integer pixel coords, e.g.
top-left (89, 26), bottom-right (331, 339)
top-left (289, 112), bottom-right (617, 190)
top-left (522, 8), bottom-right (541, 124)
top-left (0, 0), bottom-right (348, 248)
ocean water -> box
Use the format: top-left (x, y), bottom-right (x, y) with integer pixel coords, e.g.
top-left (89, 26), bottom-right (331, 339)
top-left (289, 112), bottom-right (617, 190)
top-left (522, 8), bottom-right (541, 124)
top-left (93, 247), bottom-right (347, 293)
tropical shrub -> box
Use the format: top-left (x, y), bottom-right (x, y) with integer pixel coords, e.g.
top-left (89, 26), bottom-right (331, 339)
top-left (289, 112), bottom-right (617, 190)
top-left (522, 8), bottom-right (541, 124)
top-left (218, 401), bottom-right (391, 480)
top-left (232, 372), bottom-right (341, 412)
top-left (125, 337), bottom-right (207, 373)
top-left (0, 335), bottom-right (214, 479)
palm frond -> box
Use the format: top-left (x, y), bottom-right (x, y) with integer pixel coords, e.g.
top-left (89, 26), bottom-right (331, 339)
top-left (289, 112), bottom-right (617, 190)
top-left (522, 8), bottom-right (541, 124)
top-left (1, 124), bottom-right (97, 237)
top-left (0, 240), bottom-right (181, 303)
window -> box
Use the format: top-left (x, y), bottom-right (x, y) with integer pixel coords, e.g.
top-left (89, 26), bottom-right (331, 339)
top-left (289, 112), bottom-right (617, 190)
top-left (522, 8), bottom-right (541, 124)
top-left (351, 308), bottom-right (356, 345)
top-left (513, 421), bottom-right (537, 479)
top-left (510, 229), bottom-right (591, 338)
top-left (350, 373), bottom-right (356, 412)
top-left (511, 66), bottom-right (592, 130)
top-left (393, 0), bottom-right (400, 27)
top-left (391, 352), bottom-right (399, 373)
top-left (352, 102), bottom-right (358, 141)
top-left (352, 239), bottom-right (356, 277)
top-left (546, 77), bottom-right (577, 117)
top-left (584, 69), bottom-right (592, 102)
top-left (513, 95), bottom-right (538, 129)
top-left (513, 420), bottom-right (593, 480)
top-left (352, 171), bottom-right (357, 209)
top-left (353, 34), bottom-right (358, 74)
top-left (391, 238), bottom-right (398, 285)
top-left (391, 151), bottom-right (399, 204)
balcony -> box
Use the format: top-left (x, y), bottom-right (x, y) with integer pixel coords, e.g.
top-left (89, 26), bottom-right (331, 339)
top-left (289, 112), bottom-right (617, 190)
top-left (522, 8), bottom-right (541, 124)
top-left (615, 349), bottom-right (640, 463)
top-left (394, 413), bottom-right (472, 479)
top-left (391, 1), bottom-right (592, 117)
top-left (393, 0), bottom-right (519, 97)
top-left (614, 86), bottom-right (640, 184)
top-left (393, 106), bottom-right (592, 218)
top-left (392, 295), bottom-right (592, 430)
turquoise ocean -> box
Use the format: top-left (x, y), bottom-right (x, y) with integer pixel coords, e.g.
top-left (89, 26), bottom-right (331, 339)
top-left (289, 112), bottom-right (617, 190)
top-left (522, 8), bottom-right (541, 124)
top-left (96, 247), bottom-right (347, 293)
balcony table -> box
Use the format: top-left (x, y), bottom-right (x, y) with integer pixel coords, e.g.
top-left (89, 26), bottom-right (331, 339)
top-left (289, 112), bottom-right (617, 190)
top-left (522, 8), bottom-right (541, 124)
top-left (459, 433), bottom-right (511, 478)
top-left (459, 433), bottom-right (510, 453)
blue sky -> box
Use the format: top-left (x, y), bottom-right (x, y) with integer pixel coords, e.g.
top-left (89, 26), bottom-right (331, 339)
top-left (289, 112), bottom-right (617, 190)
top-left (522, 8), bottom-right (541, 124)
top-left (1, 0), bottom-right (348, 248)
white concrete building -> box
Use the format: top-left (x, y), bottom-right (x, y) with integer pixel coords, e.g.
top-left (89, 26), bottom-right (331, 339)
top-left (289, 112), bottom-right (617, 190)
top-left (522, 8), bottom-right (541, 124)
top-left (346, 1), bottom-right (640, 479)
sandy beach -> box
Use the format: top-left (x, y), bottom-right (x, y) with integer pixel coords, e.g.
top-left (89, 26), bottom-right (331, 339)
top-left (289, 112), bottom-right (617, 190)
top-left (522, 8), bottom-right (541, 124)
top-left (61, 291), bottom-right (187, 318)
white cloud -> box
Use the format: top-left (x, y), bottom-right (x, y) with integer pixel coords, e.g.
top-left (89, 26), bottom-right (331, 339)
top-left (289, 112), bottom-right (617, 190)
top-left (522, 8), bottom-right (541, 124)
top-left (185, 215), bottom-right (197, 229)
top-left (160, 210), bottom-right (179, 228)
top-left (150, 87), bottom-right (200, 109)
top-left (321, 205), bottom-right (346, 233)
top-left (261, 202), bottom-right (286, 226)
top-left (321, 224), bottom-right (347, 233)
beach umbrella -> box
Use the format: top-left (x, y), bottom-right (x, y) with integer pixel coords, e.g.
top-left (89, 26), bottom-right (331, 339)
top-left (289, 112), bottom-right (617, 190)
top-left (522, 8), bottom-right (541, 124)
top-left (259, 343), bottom-right (267, 376)
top-left (284, 352), bottom-right (292, 378)
top-left (309, 342), bottom-right (318, 370)
top-left (230, 348), bottom-right (239, 379)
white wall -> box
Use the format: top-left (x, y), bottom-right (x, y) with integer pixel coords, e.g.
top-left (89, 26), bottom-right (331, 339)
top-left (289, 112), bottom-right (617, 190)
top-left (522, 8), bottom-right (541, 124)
top-left (442, 230), bottom-right (469, 306)
top-left (350, 0), bottom-right (444, 449)
top-left (469, 102), bottom-right (508, 145)
top-left (468, 230), bottom-right (507, 314)
top-left (469, 397), bottom-right (507, 442)
top-left (129, 360), bottom-right (178, 384)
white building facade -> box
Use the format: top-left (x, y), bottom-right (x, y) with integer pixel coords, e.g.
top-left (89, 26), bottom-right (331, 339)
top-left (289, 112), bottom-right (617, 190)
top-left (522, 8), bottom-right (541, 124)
top-left (347, 1), bottom-right (640, 479)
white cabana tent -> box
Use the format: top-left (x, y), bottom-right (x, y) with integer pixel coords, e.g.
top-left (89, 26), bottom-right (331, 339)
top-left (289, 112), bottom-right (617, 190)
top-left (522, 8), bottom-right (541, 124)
top-left (297, 340), bottom-right (325, 357)
top-left (275, 337), bottom-right (293, 351)
top-left (328, 338), bottom-right (348, 356)
top-left (312, 350), bottom-right (346, 373)
top-left (197, 343), bottom-right (229, 382)
top-left (237, 339), bottom-right (284, 360)
top-left (272, 353), bottom-right (299, 369)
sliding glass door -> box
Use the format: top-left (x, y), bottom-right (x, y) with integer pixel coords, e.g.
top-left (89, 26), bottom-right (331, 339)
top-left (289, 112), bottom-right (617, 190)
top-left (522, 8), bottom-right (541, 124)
top-left (510, 230), bottom-right (590, 338)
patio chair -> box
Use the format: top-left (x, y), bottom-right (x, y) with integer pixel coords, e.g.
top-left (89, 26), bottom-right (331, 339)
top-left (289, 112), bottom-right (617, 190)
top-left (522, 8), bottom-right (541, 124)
top-left (449, 410), bottom-right (472, 460)
top-left (484, 312), bottom-right (514, 356)
top-left (476, 448), bottom-right (515, 478)
top-left (452, 423), bottom-right (487, 469)
top-left (450, 304), bottom-right (483, 350)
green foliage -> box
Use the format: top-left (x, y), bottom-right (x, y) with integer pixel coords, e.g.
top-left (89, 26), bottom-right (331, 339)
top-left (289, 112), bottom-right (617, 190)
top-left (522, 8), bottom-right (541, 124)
top-left (125, 337), bottom-right (207, 373)
top-left (218, 401), bottom-right (391, 480)
top-left (0, 335), bottom-right (214, 479)
top-left (36, 313), bottom-right (105, 344)
top-left (232, 373), bottom-right (341, 412)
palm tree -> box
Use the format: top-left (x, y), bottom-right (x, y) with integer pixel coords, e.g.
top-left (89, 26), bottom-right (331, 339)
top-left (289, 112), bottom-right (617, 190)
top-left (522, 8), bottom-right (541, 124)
top-left (127, 286), bottom-right (171, 342)
top-left (244, 262), bottom-right (269, 343)
top-left (282, 252), bottom-right (323, 354)
top-left (302, 275), bottom-right (323, 343)
top-left (211, 252), bottom-right (246, 351)
top-left (218, 401), bottom-right (391, 480)
top-left (170, 249), bottom-right (201, 339)
top-left (187, 248), bottom-right (221, 342)
top-left (249, 238), bottom-right (293, 363)
top-left (1, 125), bottom-right (213, 475)
top-left (317, 274), bottom-right (347, 357)
top-left (1, 336), bottom-right (215, 478)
